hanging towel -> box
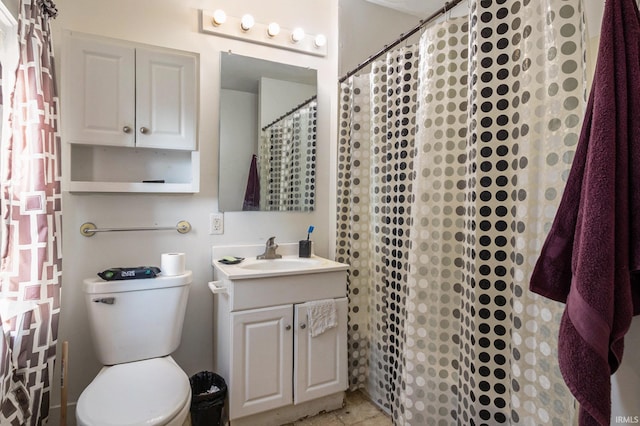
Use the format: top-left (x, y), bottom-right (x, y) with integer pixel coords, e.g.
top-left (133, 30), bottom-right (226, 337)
top-left (242, 154), bottom-right (260, 211)
top-left (307, 299), bottom-right (337, 337)
top-left (529, 0), bottom-right (640, 424)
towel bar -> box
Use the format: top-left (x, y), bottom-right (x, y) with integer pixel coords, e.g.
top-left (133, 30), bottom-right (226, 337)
top-left (80, 221), bottom-right (192, 237)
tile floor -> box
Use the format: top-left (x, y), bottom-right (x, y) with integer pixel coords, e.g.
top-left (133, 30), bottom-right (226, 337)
top-left (282, 390), bottom-right (392, 426)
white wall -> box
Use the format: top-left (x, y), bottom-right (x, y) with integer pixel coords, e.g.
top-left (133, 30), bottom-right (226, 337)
top-left (260, 78), bottom-right (316, 127)
top-left (49, 0), bottom-right (338, 423)
top-left (0, 0), bottom-right (18, 20)
top-left (219, 89), bottom-right (258, 211)
top-left (338, 0), bottom-right (420, 76)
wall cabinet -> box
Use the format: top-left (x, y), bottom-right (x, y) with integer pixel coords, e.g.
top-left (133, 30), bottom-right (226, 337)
top-left (229, 299), bottom-right (348, 419)
top-left (61, 31), bottom-right (199, 192)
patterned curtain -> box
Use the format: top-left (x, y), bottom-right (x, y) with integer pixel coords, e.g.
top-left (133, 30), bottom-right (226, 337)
top-left (260, 99), bottom-right (317, 211)
top-left (0, 0), bottom-right (62, 424)
top-left (337, 0), bottom-right (587, 424)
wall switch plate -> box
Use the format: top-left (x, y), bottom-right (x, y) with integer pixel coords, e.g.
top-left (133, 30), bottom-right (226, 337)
top-left (209, 213), bottom-right (224, 235)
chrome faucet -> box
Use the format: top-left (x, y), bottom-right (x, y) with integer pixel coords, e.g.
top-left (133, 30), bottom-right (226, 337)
top-left (257, 236), bottom-right (282, 259)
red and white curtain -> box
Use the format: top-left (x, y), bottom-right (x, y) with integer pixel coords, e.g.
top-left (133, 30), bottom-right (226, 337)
top-left (0, 0), bottom-right (62, 424)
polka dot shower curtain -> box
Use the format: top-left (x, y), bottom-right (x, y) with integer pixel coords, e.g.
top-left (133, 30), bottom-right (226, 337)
top-left (0, 0), bottom-right (62, 424)
top-left (336, 0), bottom-right (587, 424)
top-left (259, 100), bottom-right (317, 211)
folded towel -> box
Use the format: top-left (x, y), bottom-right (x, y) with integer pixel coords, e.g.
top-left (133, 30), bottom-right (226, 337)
top-left (307, 299), bottom-right (337, 337)
top-left (530, 0), bottom-right (640, 424)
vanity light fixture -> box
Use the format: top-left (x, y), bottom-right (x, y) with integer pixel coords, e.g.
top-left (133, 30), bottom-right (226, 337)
top-left (212, 9), bottom-right (227, 26)
top-left (314, 34), bottom-right (327, 48)
top-left (291, 27), bottom-right (305, 43)
top-left (200, 10), bottom-right (327, 57)
top-left (240, 14), bottom-right (255, 31)
top-left (267, 22), bottom-right (280, 37)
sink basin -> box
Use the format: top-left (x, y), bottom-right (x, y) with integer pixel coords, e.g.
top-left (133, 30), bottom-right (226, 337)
top-left (212, 249), bottom-right (349, 280)
top-left (238, 257), bottom-right (324, 271)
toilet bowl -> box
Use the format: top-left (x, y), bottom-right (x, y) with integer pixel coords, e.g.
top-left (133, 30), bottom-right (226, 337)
top-left (77, 357), bottom-right (191, 426)
top-left (77, 272), bottom-right (193, 426)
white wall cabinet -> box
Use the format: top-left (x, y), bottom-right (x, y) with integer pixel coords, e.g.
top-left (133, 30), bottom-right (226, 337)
top-left (62, 31), bottom-right (199, 192)
top-left (229, 299), bottom-right (348, 419)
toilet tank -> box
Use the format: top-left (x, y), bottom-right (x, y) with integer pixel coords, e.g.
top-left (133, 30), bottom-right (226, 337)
top-left (83, 271), bottom-right (192, 365)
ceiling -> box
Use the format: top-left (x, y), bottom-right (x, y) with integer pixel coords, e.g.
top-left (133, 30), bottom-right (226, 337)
top-left (364, 0), bottom-right (445, 17)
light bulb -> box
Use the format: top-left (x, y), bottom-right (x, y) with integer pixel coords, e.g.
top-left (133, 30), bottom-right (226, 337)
top-left (291, 27), bottom-right (305, 43)
top-left (240, 14), bottom-right (255, 31)
top-left (267, 22), bottom-right (280, 37)
top-left (212, 9), bottom-right (227, 26)
top-left (314, 34), bottom-right (327, 48)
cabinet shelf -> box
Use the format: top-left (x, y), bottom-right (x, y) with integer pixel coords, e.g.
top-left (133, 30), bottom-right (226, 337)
top-left (64, 145), bottom-right (200, 193)
top-left (66, 181), bottom-right (199, 194)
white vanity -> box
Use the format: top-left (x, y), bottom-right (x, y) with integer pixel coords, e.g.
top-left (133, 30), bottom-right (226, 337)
top-left (210, 244), bottom-right (349, 426)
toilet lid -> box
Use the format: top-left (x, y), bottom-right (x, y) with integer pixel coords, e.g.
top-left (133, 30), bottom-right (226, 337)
top-left (77, 357), bottom-right (191, 426)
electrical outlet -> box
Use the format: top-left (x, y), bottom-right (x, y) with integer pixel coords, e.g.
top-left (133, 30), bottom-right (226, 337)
top-left (209, 213), bottom-right (224, 235)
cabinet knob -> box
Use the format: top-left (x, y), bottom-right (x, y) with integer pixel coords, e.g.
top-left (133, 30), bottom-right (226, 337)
top-left (139, 127), bottom-right (149, 134)
top-left (122, 126), bottom-right (132, 133)
top-left (300, 323), bottom-right (307, 329)
top-left (285, 325), bottom-right (292, 331)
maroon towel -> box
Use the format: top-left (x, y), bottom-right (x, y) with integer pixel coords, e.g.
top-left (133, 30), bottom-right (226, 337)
top-left (242, 154), bottom-right (260, 211)
top-left (529, 0), bottom-right (640, 424)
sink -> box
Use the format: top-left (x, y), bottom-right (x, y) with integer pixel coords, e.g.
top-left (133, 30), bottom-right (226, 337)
top-left (211, 245), bottom-right (350, 310)
top-left (212, 247), bottom-right (349, 280)
top-left (238, 257), bottom-right (324, 271)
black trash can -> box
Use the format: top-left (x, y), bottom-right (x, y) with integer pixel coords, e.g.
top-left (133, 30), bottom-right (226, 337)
top-left (189, 371), bottom-right (227, 426)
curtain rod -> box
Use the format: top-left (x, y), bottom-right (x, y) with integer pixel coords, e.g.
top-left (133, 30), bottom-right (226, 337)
top-left (261, 95), bottom-right (318, 131)
top-left (339, 0), bottom-right (465, 83)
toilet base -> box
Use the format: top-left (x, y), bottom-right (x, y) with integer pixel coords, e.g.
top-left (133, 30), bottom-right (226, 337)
top-left (77, 356), bottom-right (191, 426)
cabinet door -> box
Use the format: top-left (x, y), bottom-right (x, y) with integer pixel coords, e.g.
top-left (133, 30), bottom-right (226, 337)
top-left (135, 49), bottom-right (197, 150)
top-left (230, 304), bottom-right (293, 419)
top-left (65, 36), bottom-right (135, 147)
top-left (294, 298), bottom-right (348, 404)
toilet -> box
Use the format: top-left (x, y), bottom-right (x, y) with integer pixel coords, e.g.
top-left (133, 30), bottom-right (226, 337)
top-left (77, 271), bottom-right (193, 426)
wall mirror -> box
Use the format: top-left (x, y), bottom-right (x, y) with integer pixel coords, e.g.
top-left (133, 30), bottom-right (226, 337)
top-left (218, 52), bottom-right (317, 212)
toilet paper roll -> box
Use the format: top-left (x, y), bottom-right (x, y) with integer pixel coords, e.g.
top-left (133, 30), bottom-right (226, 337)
top-left (161, 253), bottom-right (186, 276)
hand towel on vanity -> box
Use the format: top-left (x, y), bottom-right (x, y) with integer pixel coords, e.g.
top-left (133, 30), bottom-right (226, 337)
top-left (307, 299), bottom-right (337, 337)
top-left (529, 0), bottom-right (640, 424)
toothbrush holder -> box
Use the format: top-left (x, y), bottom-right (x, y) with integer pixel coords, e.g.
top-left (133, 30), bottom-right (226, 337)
top-left (299, 240), bottom-right (312, 258)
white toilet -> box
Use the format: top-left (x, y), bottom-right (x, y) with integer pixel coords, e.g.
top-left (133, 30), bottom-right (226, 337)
top-left (77, 271), bottom-right (193, 426)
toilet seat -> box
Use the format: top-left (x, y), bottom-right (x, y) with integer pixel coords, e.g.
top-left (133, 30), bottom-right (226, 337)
top-left (77, 356), bottom-right (191, 426)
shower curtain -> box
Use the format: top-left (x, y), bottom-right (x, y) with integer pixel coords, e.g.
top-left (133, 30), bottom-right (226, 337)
top-left (260, 99), bottom-right (317, 211)
top-left (337, 0), bottom-right (587, 424)
top-left (0, 0), bottom-right (62, 424)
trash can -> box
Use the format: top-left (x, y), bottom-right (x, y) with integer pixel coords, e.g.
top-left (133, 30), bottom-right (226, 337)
top-left (189, 371), bottom-right (227, 426)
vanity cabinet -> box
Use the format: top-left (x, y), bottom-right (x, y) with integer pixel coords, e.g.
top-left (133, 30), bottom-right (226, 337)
top-left (61, 31), bottom-right (199, 192)
top-left (210, 247), bottom-right (349, 426)
top-left (230, 299), bottom-right (348, 418)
